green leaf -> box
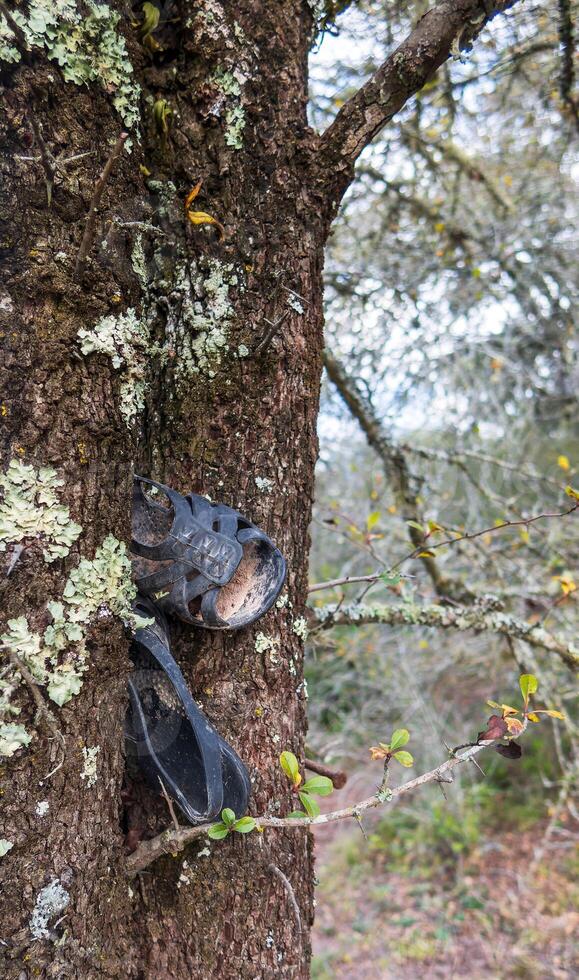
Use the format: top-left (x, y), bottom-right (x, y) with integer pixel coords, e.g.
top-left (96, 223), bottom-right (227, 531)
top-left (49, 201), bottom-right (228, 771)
top-left (287, 810), bottom-right (307, 819)
top-left (221, 808), bottom-right (236, 827)
top-left (389, 729), bottom-right (410, 752)
top-left (280, 751), bottom-right (301, 787)
top-left (140, 1), bottom-right (160, 38)
top-left (301, 775), bottom-right (334, 797)
top-left (298, 791), bottom-right (321, 818)
top-left (380, 571), bottom-right (401, 587)
top-left (393, 751), bottom-right (414, 768)
top-left (519, 674), bottom-right (538, 702)
top-left (207, 822), bottom-right (229, 840)
top-left (233, 816), bottom-right (256, 834)
top-left (367, 511), bottom-right (381, 531)
top-left (406, 520), bottom-right (424, 534)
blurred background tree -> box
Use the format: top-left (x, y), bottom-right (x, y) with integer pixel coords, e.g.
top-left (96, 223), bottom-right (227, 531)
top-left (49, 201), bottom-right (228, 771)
top-left (305, 2), bottom-right (578, 975)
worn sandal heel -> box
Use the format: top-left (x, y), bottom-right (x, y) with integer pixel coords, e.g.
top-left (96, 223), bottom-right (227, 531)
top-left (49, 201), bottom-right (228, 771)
top-left (131, 476), bottom-right (286, 629)
top-left (126, 597), bottom-right (250, 824)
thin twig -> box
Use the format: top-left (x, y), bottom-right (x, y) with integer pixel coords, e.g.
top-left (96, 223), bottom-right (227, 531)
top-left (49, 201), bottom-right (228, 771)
top-left (309, 501), bottom-right (579, 595)
top-left (253, 310), bottom-right (289, 355)
top-left (75, 132), bottom-right (128, 274)
top-left (158, 777), bottom-right (181, 832)
top-left (304, 757), bottom-right (347, 789)
top-left (309, 572), bottom-right (389, 594)
top-left (5, 543), bottom-right (24, 577)
top-left (268, 864), bottom-right (302, 936)
top-left (5, 648), bottom-right (63, 745)
top-left (0, 0), bottom-right (29, 54)
top-left (28, 115), bottom-right (57, 206)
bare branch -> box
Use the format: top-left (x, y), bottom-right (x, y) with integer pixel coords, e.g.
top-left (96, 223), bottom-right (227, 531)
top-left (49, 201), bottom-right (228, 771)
top-left (318, 0), bottom-right (520, 182)
top-left (75, 132), bottom-right (128, 275)
top-left (310, 601), bottom-right (579, 671)
top-left (268, 864), bottom-right (302, 936)
top-left (304, 756), bottom-right (348, 789)
top-left (3, 648), bottom-right (64, 744)
top-left (324, 350), bottom-right (474, 603)
top-left (557, 0), bottom-right (579, 129)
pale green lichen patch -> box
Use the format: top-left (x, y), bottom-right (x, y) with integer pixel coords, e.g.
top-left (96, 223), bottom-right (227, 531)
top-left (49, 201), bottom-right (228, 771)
top-left (80, 745), bottom-right (100, 786)
top-left (0, 460), bottom-right (82, 562)
top-left (0, 839), bottom-right (14, 857)
top-left (255, 476), bottom-right (274, 493)
top-left (292, 616), bottom-right (309, 641)
top-left (211, 68), bottom-right (246, 149)
top-left (165, 259), bottom-right (240, 381)
top-left (0, 535), bottom-right (144, 755)
top-left (29, 877), bottom-right (70, 941)
top-left (0, 1), bottom-right (141, 130)
top-left (78, 309), bottom-right (150, 424)
top-left (0, 722), bottom-right (32, 758)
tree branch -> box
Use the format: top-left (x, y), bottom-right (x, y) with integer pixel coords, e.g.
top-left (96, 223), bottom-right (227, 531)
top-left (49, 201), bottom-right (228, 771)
top-left (318, 0), bottom-right (520, 180)
top-left (324, 350), bottom-right (474, 603)
top-left (310, 601), bottom-right (579, 671)
top-left (126, 739), bottom-right (495, 874)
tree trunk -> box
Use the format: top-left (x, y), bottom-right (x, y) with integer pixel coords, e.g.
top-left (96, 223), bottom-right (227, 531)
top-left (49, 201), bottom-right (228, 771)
top-left (0, 2), bottom-right (326, 976)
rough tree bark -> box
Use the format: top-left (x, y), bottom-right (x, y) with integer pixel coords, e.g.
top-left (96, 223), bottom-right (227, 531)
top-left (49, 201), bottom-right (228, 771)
top-left (0, 1), bottom-right (520, 976)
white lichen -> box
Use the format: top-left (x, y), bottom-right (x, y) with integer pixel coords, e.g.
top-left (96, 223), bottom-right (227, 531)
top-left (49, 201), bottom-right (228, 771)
top-left (255, 476), bottom-right (274, 493)
top-left (287, 295), bottom-right (304, 315)
top-left (80, 745), bottom-right (100, 787)
top-left (254, 632), bottom-right (278, 655)
top-left (237, 344), bottom-right (249, 358)
top-left (29, 877), bottom-right (70, 940)
top-left (164, 259), bottom-right (241, 381)
top-left (0, 2), bottom-right (141, 130)
top-left (275, 593), bottom-right (291, 610)
top-left (211, 68), bottom-right (246, 149)
top-left (0, 721), bottom-right (32, 758)
top-left (292, 616), bottom-right (309, 641)
top-left (36, 800), bottom-right (50, 816)
top-left (0, 459), bottom-right (82, 562)
top-left (0, 535), bottom-right (143, 755)
top-left (78, 309), bottom-right (150, 424)
top-left (0, 839), bottom-right (14, 857)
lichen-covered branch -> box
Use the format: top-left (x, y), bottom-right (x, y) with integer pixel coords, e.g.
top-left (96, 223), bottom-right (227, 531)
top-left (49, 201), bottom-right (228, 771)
top-left (324, 350), bottom-right (474, 603)
top-left (310, 601), bottom-right (579, 671)
top-left (557, 0), bottom-right (579, 128)
top-left (318, 0), bottom-right (520, 180)
top-left (126, 739), bottom-right (492, 874)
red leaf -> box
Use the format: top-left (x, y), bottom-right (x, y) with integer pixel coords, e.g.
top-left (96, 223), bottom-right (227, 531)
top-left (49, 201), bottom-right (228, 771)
top-left (495, 741), bottom-right (522, 760)
top-left (477, 715), bottom-right (508, 742)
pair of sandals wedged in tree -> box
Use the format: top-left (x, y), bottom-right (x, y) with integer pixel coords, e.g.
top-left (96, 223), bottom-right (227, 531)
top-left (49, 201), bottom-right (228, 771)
top-left (126, 477), bottom-right (286, 825)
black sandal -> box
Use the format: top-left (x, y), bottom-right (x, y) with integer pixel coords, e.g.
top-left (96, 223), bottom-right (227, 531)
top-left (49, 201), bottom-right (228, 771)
top-left (126, 597), bottom-right (251, 824)
top-left (131, 476), bottom-right (286, 629)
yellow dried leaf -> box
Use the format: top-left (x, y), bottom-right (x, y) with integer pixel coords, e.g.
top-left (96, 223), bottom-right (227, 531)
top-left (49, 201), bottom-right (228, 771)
top-left (505, 717), bottom-right (524, 736)
top-left (501, 704), bottom-right (519, 717)
top-left (554, 574), bottom-right (576, 596)
top-left (558, 455), bottom-right (571, 471)
top-left (565, 485), bottom-right (579, 501)
top-left (527, 713), bottom-right (540, 723)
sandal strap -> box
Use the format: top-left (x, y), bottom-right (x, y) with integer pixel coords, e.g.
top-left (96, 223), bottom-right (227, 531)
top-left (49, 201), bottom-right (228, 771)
top-left (129, 597), bottom-right (224, 821)
top-left (132, 476), bottom-right (243, 586)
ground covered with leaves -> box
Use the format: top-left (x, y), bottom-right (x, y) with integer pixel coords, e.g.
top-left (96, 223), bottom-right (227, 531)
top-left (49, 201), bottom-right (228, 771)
top-left (312, 793), bottom-right (578, 979)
